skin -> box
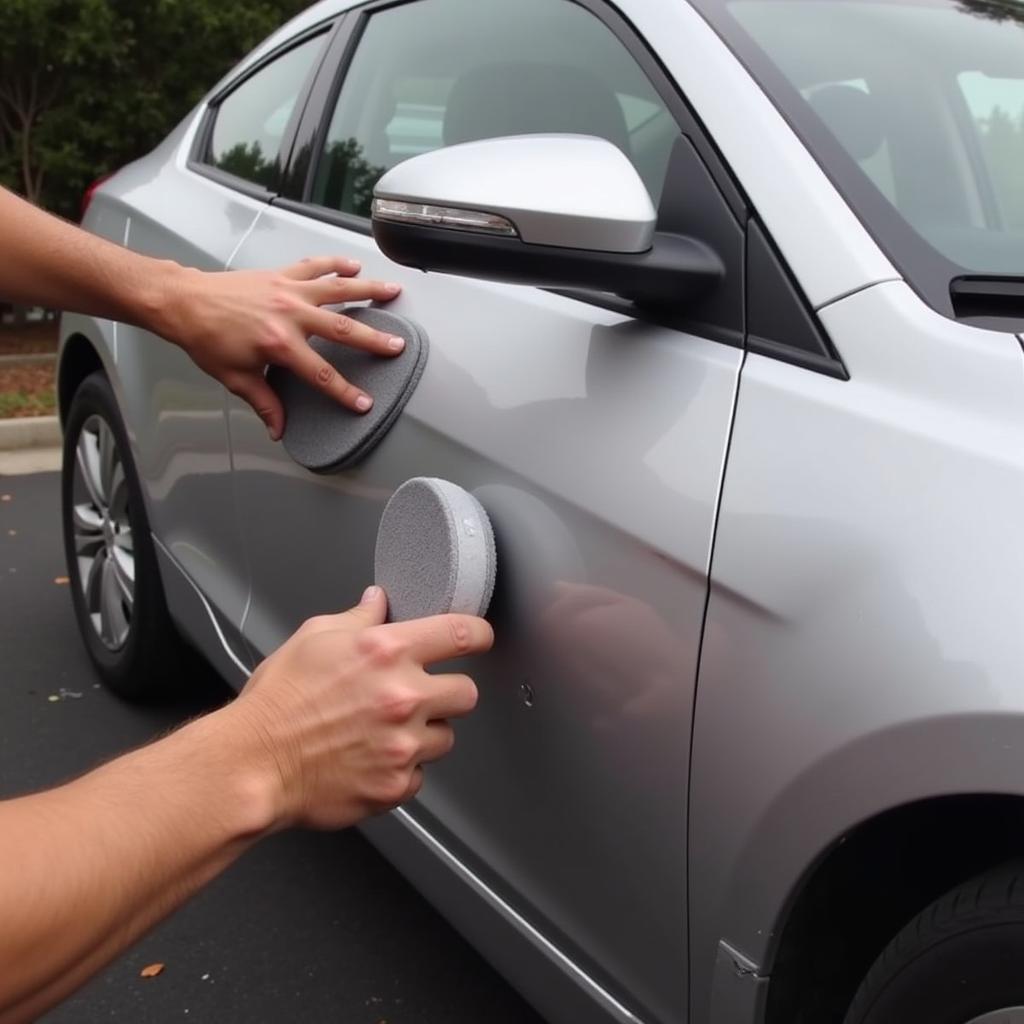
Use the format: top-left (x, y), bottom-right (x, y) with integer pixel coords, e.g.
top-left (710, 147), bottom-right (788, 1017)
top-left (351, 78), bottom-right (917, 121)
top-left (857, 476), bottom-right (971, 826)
top-left (0, 188), bottom-right (493, 1020)
top-left (0, 186), bottom-right (408, 439)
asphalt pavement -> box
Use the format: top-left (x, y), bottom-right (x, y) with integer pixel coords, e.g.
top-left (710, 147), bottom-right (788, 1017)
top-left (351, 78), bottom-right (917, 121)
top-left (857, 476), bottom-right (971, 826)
top-left (0, 468), bottom-right (544, 1024)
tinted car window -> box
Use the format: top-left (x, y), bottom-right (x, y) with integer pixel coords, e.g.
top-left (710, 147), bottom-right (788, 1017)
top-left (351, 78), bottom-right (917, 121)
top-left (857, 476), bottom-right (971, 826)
top-left (311, 0), bottom-right (676, 217)
top-left (699, 0), bottom-right (1024, 293)
top-left (206, 33), bottom-right (326, 189)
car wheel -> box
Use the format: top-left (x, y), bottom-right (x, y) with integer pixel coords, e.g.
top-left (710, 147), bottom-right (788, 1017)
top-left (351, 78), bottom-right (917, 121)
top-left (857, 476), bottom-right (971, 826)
top-left (844, 861), bottom-right (1024, 1024)
top-left (61, 371), bottom-right (192, 700)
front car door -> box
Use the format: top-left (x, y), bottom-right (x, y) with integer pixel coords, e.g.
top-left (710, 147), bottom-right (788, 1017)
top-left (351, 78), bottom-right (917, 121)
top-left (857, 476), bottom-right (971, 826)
top-left (228, 1), bottom-right (747, 1020)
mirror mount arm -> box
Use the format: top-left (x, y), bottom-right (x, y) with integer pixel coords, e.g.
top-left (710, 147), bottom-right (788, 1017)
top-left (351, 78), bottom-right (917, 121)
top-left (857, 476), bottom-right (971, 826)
top-left (371, 220), bottom-right (723, 308)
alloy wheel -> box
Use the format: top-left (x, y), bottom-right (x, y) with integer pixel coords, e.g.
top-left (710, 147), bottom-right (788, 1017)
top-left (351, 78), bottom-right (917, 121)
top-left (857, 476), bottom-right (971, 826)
top-left (71, 414), bottom-right (135, 650)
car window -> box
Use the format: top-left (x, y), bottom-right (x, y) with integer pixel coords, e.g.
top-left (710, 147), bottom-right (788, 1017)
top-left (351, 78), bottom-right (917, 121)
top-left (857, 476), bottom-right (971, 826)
top-left (702, 0), bottom-right (1024, 289)
top-left (959, 71), bottom-right (1024, 232)
top-left (205, 33), bottom-right (327, 189)
top-left (800, 78), bottom-right (899, 207)
top-left (310, 0), bottom-right (676, 218)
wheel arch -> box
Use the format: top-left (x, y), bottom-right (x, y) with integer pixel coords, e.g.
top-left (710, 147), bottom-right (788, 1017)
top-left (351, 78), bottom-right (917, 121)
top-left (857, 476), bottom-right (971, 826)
top-left (57, 331), bottom-right (106, 427)
top-left (763, 793), bottom-right (1024, 1024)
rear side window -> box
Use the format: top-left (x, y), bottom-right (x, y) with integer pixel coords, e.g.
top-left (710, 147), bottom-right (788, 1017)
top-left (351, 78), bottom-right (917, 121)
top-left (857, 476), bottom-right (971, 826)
top-left (310, 0), bottom-right (677, 217)
top-left (203, 33), bottom-right (327, 189)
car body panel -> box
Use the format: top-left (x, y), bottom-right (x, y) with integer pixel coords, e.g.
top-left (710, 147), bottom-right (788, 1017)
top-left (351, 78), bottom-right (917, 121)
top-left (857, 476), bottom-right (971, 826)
top-left (227, 195), bottom-right (743, 1023)
top-left (690, 280), bottom-right (1024, 1022)
top-left (57, 1), bottom-right (1024, 1022)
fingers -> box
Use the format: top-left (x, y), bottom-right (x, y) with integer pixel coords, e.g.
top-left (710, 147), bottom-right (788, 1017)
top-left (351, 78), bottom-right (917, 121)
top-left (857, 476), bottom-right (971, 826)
top-left (281, 256), bottom-right (362, 281)
top-left (417, 722), bottom-right (456, 764)
top-left (421, 673), bottom-right (479, 721)
top-left (383, 613), bottom-right (495, 666)
top-left (229, 374), bottom-right (286, 441)
top-left (298, 304), bottom-right (406, 357)
top-left (302, 585), bottom-right (388, 635)
top-left (285, 337), bottom-right (373, 413)
top-left (298, 275), bottom-right (401, 307)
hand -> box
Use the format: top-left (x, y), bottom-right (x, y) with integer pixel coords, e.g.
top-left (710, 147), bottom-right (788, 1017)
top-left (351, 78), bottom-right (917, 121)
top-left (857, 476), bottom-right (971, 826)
top-left (152, 256), bottom-right (404, 439)
top-left (219, 586), bottom-right (493, 831)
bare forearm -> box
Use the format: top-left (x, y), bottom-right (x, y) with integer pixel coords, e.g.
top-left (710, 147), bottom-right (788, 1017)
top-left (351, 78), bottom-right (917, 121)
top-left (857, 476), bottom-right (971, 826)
top-left (0, 186), bottom-right (180, 329)
top-left (0, 709), bottom-right (276, 1022)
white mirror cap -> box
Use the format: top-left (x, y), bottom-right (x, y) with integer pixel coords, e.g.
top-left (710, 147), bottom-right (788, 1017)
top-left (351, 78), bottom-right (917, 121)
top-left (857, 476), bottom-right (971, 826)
top-left (373, 134), bottom-right (657, 254)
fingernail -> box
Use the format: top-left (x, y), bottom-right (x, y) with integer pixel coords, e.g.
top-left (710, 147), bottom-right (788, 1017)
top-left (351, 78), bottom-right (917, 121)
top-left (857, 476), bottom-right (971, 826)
top-left (361, 585), bottom-right (381, 604)
top-left (347, 259), bottom-right (362, 272)
top-left (387, 336), bottom-right (405, 353)
top-left (267, 426), bottom-right (281, 441)
top-left (385, 282), bottom-right (401, 293)
top-left (355, 394), bottom-right (373, 412)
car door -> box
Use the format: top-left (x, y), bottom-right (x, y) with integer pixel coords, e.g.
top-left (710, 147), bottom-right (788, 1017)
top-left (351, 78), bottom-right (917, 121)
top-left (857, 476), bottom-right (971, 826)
top-left (113, 26), bottom-right (330, 665)
top-left (227, 1), bottom-right (744, 1020)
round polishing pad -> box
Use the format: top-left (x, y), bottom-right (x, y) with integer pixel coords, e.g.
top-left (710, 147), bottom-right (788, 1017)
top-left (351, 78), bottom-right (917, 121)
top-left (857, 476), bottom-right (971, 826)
top-left (375, 478), bottom-right (497, 622)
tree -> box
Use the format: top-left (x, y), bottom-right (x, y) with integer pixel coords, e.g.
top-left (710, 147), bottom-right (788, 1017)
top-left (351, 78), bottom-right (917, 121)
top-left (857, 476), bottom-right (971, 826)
top-left (957, 0), bottom-right (1024, 24)
top-left (978, 105), bottom-right (1024, 229)
top-left (0, 0), bottom-right (129, 206)
top-left (0, 0), bottom-right (309, 219)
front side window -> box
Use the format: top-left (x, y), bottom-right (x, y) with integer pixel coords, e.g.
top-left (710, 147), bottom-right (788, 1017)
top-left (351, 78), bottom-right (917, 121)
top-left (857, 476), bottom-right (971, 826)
top-left (204, 33), bottom-right (326, 189)
top-left (694, 0), bottom-right (1024, 316)
top-left (310, 0), bottom-right (677, 218)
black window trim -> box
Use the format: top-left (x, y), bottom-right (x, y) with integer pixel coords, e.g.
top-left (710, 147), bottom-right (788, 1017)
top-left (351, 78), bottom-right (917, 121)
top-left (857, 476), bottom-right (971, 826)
top-left (271, 0), bottom-right (846, 377)
top-left (186, 16), bottom-right (342, 202)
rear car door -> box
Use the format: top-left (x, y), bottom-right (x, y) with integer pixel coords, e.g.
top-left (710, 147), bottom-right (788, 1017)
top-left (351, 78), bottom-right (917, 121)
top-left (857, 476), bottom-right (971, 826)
top-left (112, 26), bottom-right (330, 671)
top-left (227, 2), bottom-right (745, 1020)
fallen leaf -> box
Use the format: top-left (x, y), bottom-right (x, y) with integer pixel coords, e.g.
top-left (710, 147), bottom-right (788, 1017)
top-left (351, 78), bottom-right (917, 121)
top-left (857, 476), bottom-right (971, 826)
top-left (139, 963), bottom-right (165, 978)
top-left (53, 576), bottom-right (69, 585)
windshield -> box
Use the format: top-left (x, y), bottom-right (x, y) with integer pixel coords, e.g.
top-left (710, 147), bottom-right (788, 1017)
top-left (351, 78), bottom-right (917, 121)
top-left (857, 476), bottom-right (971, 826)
top-left (695, 0), bottom-right (1024, 320)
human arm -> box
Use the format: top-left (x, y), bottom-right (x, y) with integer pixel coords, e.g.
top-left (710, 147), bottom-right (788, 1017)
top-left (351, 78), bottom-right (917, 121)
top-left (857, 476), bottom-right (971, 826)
top-left (0, 185), bottom-right (406, 438)
top-left (0, 586), bottom-right (491, 1023)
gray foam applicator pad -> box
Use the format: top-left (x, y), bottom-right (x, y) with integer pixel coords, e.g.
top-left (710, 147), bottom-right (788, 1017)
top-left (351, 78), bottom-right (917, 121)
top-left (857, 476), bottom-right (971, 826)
top-left (375, 478), bottom-right (497, 622)
top-left (268, 307), bottom-right (428, 474)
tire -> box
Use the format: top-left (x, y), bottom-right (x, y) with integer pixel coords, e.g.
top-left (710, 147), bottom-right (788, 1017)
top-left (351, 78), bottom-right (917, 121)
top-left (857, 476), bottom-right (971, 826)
top-left (61, 371), bottom-right (193, 700)
top-left (844, 861), bottom-right (1024, 1024)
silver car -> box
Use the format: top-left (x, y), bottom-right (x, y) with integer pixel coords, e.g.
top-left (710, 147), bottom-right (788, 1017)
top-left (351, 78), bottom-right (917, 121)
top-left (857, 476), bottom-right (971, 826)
top-left (58, 1), bottom-right (1024, 1022)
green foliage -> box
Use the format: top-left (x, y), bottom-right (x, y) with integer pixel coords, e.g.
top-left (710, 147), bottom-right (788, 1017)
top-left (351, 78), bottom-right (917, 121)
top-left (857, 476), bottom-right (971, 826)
top-left (213, 141), bottom-right (278, 189)
top-left (0, 388), bottom-right (57, 418)
top-left (0, 0), bottom-right (310, 219)
top-left (315, 137), bottom-right (387, 218)
top-left (957, 0), bottom-right (1024, 24)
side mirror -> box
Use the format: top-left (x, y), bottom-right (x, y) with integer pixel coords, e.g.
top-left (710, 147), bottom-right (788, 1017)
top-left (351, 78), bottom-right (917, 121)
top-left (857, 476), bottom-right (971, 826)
top-left (371, 134), bottom-right (722, 306)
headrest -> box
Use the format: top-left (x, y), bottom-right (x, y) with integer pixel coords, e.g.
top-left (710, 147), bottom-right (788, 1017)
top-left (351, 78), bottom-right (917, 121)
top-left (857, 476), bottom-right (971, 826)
top-left (808, 84), bottom-right (885, 162)
top-left (443, 62), bottom-right (630, 155)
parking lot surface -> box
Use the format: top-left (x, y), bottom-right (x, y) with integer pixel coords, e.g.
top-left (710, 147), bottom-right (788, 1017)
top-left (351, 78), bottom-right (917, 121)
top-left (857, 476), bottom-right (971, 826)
top-left (0, 468), bottom-right (544, 1024)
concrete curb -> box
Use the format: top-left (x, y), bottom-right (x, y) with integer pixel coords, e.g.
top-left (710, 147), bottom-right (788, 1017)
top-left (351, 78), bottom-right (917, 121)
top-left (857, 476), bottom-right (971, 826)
top-left (0, 352), bottom-right (57, 366)
top-left (0, 416), bottom-right (61, 451)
